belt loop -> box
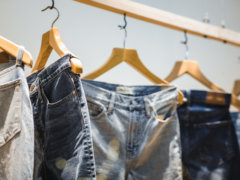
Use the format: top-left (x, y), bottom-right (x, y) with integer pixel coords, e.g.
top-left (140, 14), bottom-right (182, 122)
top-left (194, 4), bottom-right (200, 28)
top-left (107, 93), bottom-right (116, 115)
top-left (16, 46), bottom-right (25, 68)
top-left (144, 97), bottom-right (153, 118)
top-left (36, 78), bottom-right (44, 104)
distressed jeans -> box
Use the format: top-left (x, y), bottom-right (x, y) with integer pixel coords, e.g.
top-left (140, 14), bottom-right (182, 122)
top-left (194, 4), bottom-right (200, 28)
top-left (177, 90), bottom-right (240, 180)
top-left (0, 48), bottom-right (34, 180)
top-left (82, 79), bottom-right (183, 180)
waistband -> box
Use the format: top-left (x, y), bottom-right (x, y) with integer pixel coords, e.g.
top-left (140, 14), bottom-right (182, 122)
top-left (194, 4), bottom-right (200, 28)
top-left (27, 54), bottom-right (73, 94)
top-left (182, 90), bottom-right (231, 107)
top-left (82, 79), bottom-right (179, 115)
top-left (0, 53), bottom-right (25, 85)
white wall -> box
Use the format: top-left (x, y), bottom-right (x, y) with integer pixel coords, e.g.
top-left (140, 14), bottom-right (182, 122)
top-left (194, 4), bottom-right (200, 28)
top-left (1, 0), bottom-right (240, 92)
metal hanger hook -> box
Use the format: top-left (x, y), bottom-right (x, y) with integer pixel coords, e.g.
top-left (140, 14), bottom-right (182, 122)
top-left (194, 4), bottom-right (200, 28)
top-left (118, 13), bottom-right (128, 48)
top-left (181, 31), bottom-right (189, 59)
top-left (41, 0), bottom-right (60, 28)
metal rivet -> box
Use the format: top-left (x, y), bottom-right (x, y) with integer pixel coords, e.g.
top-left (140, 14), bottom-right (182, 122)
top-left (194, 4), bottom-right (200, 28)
top-left (72, 90), bottom-right (76, 95)
top-left (30, 85), bottom-right (35, 92)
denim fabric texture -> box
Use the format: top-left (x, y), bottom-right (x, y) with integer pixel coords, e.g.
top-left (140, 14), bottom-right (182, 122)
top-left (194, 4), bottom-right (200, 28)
top-left (231, 112), bottom-right (240, 150)
top-left (0, 48), bottom-right (34, 180)
top-left (82, 79), bottom-right (183, 180)
top-left (27, 54), bottom-right (96, 180)
top-left (177, 90), bottom-right (240, 180)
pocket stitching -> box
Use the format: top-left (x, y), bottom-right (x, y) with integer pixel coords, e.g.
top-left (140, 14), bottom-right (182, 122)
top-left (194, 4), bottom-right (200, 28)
top-left (0, 83), bottom-right (22, 148)
top-left (87, 99), bottom-right (106, 119)
top-left (47, 90), bottom-right (76, 108)
top-left (0, 78), bottom-right (21, 90)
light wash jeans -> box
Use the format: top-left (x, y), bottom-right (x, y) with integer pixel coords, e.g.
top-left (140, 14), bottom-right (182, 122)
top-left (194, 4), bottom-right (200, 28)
top-left (82, 79), bottom-right (183, 180)
top-left (0, 48), bottom-right (34, 180)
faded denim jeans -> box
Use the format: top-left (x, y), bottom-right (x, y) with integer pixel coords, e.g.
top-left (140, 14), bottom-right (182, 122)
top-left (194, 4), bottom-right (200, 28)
top-left (82, 79), bottom-right (183, 180)
top-left (27, 54), bottom-right (96, 180)
top-left (0, 47), bottom-right (34, 180)
top-left (178, 90), bottom-right (240, 180)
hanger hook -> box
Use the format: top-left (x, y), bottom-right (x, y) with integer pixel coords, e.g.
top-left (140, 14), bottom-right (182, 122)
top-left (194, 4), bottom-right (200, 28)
top-left (181, 31), bottom-right (189, 59)
top-left (41, 0), bottom-right (60, 28)
top-left (118, 13), bottom-right (128, 48)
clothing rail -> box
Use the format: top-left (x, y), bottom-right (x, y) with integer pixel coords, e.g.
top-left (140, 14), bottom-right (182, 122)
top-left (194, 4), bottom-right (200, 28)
top-left (74, 0), bottom-right (240, 47)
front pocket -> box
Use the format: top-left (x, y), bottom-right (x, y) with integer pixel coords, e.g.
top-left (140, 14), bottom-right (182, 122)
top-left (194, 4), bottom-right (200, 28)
top-left (87, 99), bottom-right (106, 119)
top-left (0, 79), bottom-right (22, 148)
top-left (45, 94), bottom-right (85, 159)
top-left (43, 70), bottom-right (76, 108)
top-left (153, 100), bottom-right (178, 122)
top-left (47, 90), bottom-right (76, 108)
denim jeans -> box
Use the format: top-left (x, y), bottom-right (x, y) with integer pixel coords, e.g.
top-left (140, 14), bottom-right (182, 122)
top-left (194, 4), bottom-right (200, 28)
top-left (0, 48), bottom-right (34, 180)
top-left (27, 54), bottom-right (96, 180)
top-left (177, 90), bottom-right (240, 180)
top-left (82, 79), bottom-right (183, 180)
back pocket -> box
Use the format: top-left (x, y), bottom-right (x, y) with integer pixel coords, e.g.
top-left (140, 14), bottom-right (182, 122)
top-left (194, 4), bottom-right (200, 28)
top-left (183, 118), bottom-right (236, 167)
top-left (0, 79), bottom-right (22, 148)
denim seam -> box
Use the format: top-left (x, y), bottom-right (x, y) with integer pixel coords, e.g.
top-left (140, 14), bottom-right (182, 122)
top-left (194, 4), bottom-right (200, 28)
top-left (192, 120), bottom-right (233, 128)
top-left (107, 92), bottom-right (115, 115)
top-left (71, 75), bottom-right (96, 177)
top-left (0, 64), bottom-right (16, 77)
top-left (0, 78), bottom-right (21, 90)
top-left (83, 80), bottom-right (177, 101)
top-left (40, 65), bottom-right (71, 87)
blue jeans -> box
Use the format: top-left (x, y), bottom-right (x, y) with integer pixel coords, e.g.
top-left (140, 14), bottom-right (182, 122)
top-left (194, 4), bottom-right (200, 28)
top-left (0, 48), bottom-right (34, 180)
top-left (177, 90), bottom-right (240, 180)
top-left (82, 79), bottom-right (183, 180)
top-left (27, 54), bottom-right (96, 180)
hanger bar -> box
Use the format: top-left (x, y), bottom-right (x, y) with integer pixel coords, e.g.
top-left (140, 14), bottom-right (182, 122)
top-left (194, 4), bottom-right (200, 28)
top-left (74, 0), bottom-right (240, 47)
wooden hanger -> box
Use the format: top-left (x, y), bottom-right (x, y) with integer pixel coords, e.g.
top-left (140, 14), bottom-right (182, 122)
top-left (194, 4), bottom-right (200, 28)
top-left (31, 27), bottom-right (83, 74)
top-left (31, 3), bottom-right (82, 74)
top-left (0, 36), bottom-right (33, 67)
top-left (165, 60), bottom-right (240, 110)
top-left (232, 80), bottom-right (240, 109)
top-left (83, 48), bottom-right (184, 104)
top-left (0, 48), bottom-right (9, 62)
top-left (232, 79), bottom-right (240, 97)
top-left (165, 60), bottom-right (224, 91)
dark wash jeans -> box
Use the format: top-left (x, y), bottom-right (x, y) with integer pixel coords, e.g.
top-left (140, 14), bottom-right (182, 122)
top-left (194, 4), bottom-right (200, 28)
top-left (177, 90), bottom-right (240, 180)
top-left (27, 54), bottom-right (96, 180)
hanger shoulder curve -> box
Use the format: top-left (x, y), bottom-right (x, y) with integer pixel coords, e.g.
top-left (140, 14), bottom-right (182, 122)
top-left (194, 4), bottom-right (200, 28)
top-left (31, 28), bottom-right (83, 74)
top-left (83, 48), bottom-right (183, 104)
top-left (50, 28), bottom-right (83, 74)
top-left (49, 28), bottom-right (68, 56)
top-left (0, 36), bottom-right (33, 67)
top-left (165, 60), bottom-right (188, 82)
top-left (189, 65), bottom-right (223, 91)
top-left (165, 60), bottom-right (223, 91)
top-left (123, 48), bottom-right (168, 84)
top-left (31, 31), bottom-right (52, 73)
top-left (120, 49), bottom-right (184, 104)
top-left (82, 48), bottom-right (123, 79)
